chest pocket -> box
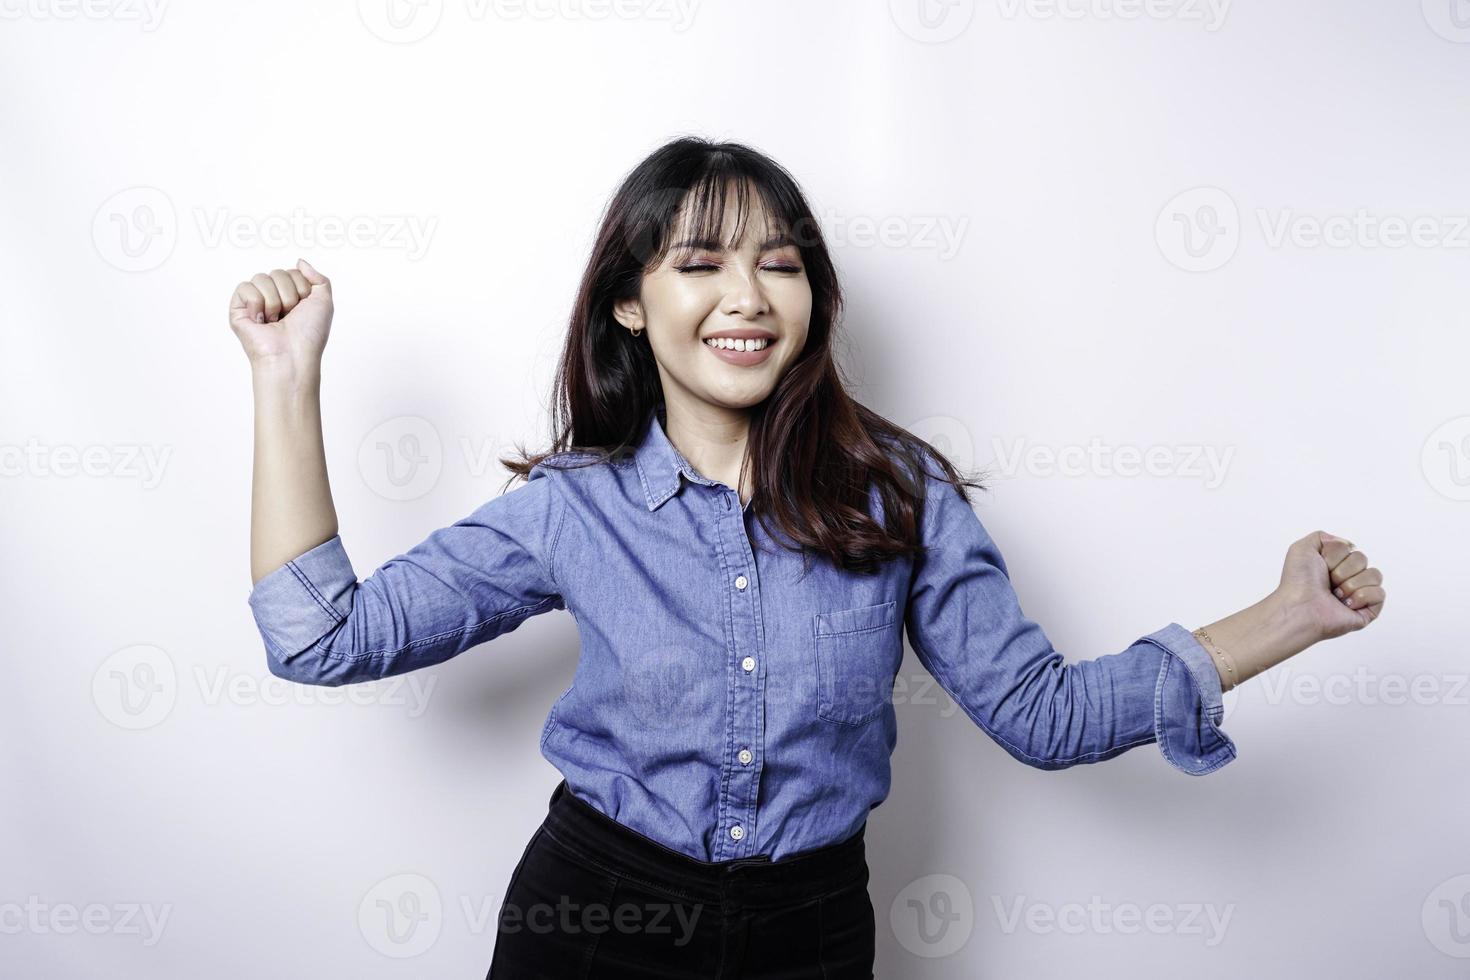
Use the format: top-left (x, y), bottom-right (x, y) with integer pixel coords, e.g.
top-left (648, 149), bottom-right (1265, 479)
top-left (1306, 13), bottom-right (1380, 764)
top-left (813, 600), bottom-right (901, 727)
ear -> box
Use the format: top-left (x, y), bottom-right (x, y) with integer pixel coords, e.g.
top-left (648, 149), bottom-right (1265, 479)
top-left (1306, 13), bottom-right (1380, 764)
top-left (612, 297), bottom-right (645, 334)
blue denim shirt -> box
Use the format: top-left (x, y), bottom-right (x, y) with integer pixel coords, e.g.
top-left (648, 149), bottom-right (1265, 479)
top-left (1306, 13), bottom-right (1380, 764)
top-left (247, 404), bottom-right (1236, 862)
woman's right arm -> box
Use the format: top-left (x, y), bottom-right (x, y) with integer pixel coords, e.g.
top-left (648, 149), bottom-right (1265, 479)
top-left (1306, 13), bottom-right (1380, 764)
top-left (230, 259), bottom-right (339, 584)
top-left (229, 260), bottom-right (568, 687)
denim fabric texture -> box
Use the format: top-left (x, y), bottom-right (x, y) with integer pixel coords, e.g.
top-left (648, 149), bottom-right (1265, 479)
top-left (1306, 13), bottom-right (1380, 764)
top-left (247, 403), bottom-right (1237, 862)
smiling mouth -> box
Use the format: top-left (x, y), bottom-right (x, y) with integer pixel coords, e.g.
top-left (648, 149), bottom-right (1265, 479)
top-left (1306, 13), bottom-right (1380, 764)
top-left (703, 337), bottom-right (775, 352)
top-left (702, 336), bottom-right (777, 365)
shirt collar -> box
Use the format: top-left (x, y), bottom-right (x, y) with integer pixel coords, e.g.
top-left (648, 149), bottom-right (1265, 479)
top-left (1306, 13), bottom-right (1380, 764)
top-left (634, 402), bottom-right (710, 511)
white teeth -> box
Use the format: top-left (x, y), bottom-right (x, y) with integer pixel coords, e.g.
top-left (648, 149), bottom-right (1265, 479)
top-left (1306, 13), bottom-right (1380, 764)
top-left (704, 337), bottom-right (771, 352)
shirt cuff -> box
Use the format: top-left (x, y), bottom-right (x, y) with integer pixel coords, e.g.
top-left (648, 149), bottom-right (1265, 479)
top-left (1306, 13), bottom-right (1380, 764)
top-left (1142, 622), bottom-right (1238, 776)
top-left (246, 535), bottom-right (356, 666)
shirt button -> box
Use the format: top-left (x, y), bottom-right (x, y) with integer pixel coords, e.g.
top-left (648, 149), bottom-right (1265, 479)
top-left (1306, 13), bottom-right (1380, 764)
top-left (730, 825), bottom-right (744, 841)
top-left (734, 575), bottom-right (748, 590)
top-left (738, 748), bottom-right (752, 765)
top-left (741, 656), bottom-right (755, 673)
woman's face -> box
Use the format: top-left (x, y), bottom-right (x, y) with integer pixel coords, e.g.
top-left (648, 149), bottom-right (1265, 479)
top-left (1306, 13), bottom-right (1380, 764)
top-left (614, 187), bottom-right (812, 415)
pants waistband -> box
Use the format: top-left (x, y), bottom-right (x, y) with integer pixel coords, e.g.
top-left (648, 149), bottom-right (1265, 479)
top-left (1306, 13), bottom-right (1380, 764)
top-left (539, 780), bottom-right (867, 909)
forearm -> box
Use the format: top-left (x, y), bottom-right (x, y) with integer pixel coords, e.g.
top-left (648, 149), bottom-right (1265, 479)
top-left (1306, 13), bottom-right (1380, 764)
top-left (250, 362), bottom-right (338, 584)
top-left (1192, 592), bottom-right (1318, 692)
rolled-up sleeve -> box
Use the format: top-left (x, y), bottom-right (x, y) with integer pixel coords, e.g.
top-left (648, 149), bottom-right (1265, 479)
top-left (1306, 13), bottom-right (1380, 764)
top-left (904, 464), bottom-right (1237, 775)
top-left (246, 464), bottom-right (568, 686)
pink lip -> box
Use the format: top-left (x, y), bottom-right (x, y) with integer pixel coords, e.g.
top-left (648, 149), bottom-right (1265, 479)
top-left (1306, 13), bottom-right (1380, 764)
top-left (703, 337), bottom-right (776, 366)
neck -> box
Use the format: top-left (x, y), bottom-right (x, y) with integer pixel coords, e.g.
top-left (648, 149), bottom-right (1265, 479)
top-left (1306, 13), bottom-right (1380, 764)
top-left (660, 396), bottom-right (754, 503)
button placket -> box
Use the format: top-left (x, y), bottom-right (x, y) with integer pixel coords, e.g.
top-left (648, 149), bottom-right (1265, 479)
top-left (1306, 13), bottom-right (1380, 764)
top-left (716, 486), bottom-right (764, 859)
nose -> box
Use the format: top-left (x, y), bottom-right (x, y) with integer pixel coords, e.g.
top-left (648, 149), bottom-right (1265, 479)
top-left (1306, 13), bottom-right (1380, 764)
top-left (720, 267), bottom-right (769, 319)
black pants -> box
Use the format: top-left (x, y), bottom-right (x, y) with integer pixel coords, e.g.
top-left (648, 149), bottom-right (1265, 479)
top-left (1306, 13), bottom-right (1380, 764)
top-left (485, 780), bottom-right (875, 979)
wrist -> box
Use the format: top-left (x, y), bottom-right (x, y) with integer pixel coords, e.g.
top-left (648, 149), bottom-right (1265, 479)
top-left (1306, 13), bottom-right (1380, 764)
top-left (1194, 591), bottom-right (1319, 692)
top-left (1262, 588), bottom-right (1325, 653)
top-left (251, 357), bottom-right (320, 395)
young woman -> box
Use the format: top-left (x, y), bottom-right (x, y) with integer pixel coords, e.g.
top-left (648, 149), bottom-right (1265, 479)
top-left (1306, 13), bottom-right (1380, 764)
top-left (230, 138), bottom-right (1386, 979)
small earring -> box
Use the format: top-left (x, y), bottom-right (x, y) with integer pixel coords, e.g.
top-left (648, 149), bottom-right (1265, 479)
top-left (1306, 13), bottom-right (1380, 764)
top-left (631, 326), bottom-right (643, 337)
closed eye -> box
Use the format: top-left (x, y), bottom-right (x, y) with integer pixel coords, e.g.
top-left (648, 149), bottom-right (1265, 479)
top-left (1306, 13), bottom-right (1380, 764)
top-left (676, 263), bottom-right (804, 274)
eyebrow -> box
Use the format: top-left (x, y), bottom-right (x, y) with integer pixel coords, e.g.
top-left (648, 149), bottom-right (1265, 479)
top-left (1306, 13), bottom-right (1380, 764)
top-left (670, 232), bottom-right (795, 253)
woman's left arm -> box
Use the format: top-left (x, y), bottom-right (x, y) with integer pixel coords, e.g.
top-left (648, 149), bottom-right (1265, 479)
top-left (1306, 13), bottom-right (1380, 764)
top-left (1191, 530), bottom-right (1386, 693)
top-left (904, 465), bottom-right (1388, 777)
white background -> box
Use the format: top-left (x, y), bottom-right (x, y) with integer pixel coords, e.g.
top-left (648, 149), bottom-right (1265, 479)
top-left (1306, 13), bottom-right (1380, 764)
top-left (3, 0), bottom-right (1467, 976)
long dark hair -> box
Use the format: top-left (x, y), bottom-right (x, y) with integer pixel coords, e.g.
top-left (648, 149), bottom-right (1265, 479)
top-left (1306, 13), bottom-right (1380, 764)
top-left (502, 136), bottom-right (986, 574)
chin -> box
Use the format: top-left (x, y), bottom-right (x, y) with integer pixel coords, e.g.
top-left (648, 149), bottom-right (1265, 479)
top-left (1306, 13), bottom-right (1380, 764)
top-left (704, 386), bottom-right (775, 412)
